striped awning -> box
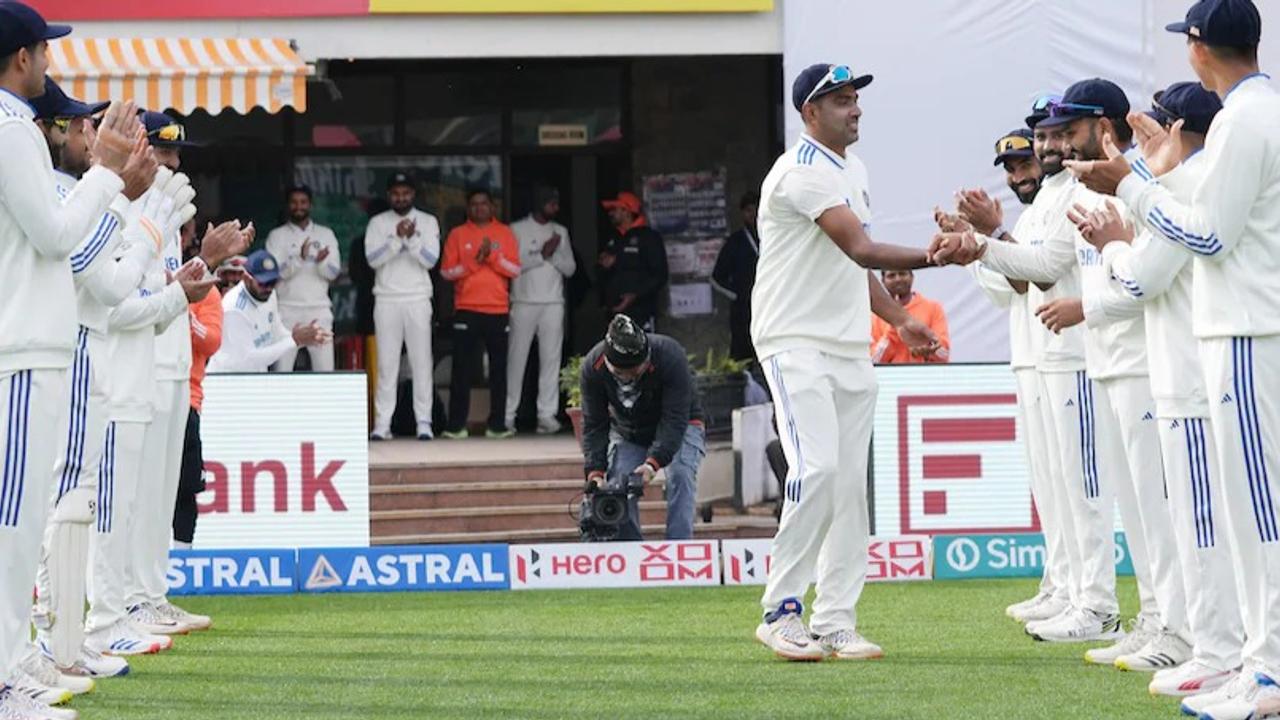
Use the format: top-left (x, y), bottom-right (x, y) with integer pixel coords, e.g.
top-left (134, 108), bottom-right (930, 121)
top-left (47, 38), bottom-right (311, 116)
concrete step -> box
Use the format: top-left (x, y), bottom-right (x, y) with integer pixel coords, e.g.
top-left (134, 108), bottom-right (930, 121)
top-left (371, 516), bottom-right (779, 546)
top-left (370, 479), bottom-right (586, 512)
top-left (371, 460), bottom-right (584, 486)
top-left (370, 502), bottom-right (668, 536)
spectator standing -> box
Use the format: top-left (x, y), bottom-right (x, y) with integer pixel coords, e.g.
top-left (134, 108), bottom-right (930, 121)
top-left (265, 184), bottom-right (340, 372)
top-left (598, 191), bottom-right (668, 330)
top-left (364, 174), bottom-right (440, 441)
top-left (506, 186), bottom-right (576, 434)
top-left (870, 269), bottom-right (951, 363)
top-left (711, 192), bottom-right (761, 362)
top-left (440, 188), bottom-right (521, 439)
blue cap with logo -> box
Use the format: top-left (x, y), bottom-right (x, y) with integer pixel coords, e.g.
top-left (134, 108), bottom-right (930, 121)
top-left (0, 1), bottom-right (70, 57)
top-left (244, 249), bottom-right (281, 285)
top-left (791, 62), bottom-right (873, 111)
top-left (30, 76), bottom-right (106, 120)
top-left (1036, 78), bottom-right (1130, 129)
top-left (140, 110), bottom-right (195, 147)
top-left (993, 128), bottom-right (1035, 167)
top-left (1167, 0), bottom-right (1261, 47)
top-left (1149, 81), bottom-right (1223, 135)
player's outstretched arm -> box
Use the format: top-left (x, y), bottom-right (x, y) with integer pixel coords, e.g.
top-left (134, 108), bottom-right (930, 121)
top-left (816, 205), bottom-right (931, 270)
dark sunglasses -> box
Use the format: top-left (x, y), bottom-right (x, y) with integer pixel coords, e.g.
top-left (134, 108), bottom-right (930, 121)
top-left (1047, 101), bottom-right (1107, 119)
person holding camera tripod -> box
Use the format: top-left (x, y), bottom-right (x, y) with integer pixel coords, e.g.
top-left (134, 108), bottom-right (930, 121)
top-left (580, 314), bottom-right (705, 541)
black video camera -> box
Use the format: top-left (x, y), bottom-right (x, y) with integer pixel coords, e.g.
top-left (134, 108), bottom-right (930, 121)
top-left (579, 473), bottom-right (645, 542)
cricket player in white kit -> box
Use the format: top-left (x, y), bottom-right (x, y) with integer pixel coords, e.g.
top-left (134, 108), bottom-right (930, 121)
top-left (752, 63), bottom-right (942, 662)
top-left (209, 250), bottom-right (331, 373)
top-left (945, 82), bottom-right (1189, 651)
top-left (505, 186), bottom-right (575, 434)
top-left (366, 173), bottom-right (441, 441)
top-left (0, 6), bottom-right (146, 715)
top-left (1074, 2), bottom-right (1280, 715)
top-left (954, 126), bottom-right (1071, 626)
top-left (1078, 81), bottom-right (1243, 698)
top-left (265, 184), bottom-right (340, 373)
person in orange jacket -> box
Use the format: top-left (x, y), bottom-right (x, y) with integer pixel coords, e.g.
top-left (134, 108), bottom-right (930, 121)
top-left (439, 188), bottom-right (521, 438)
top-left (870, 269), bottom-right (951, 363)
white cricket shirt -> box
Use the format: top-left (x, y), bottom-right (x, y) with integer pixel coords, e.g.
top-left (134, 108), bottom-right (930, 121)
top-left (265, 220), bottom-right (341, 310)
top-left (510, 215), bottom-right (576, 305)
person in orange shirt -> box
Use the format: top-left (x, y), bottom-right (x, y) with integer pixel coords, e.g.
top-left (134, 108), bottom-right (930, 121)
top-left (870, 269), bottom-right (951, 363)
top-left (175, 220), bottom-right (225, 549)
top-left (440, 188), bottom-right (521, 439)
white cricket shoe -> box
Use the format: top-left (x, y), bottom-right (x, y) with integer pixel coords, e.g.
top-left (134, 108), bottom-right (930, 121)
top-left (1028, 607), bottom-right (1122, 643)
top-left (1013, 595), bottom-right (1070, 624)
top-left (6, 671), bottom-right (70, 709)
top-left (1182, 670), bottom-right (1251, 716)
top-left (1115, 630), bottom-right (1192, 672)
top-left (1149, 661), bottom-right (1236, 698)
top-left (156, 601), bottom-right (212, 631)
top-left (0, 688), bottom-right (76, 720)
top-left (816, 629), bottom-right (883, 660)
top-left (18, 652), bottom-right (91, 698)
top-left (1198, 671), bottom-right (1280, 720)
top-left (85, 621), bottom-right (170, 657)
top-left (1006, 592), bottom-right (1048, 619)
top-left (755, 600), bottom-right (824, 662)
top-left (1083, 616), bottom-right (1155, 665)
top-left (1024, 602), bottom-right (1075, 635)
top-left (536, 417), bottom-right (562, 435)
top-left (128, 603), bottom-right (187, 635)
top-left (60, 647), bottom-right (128, 680)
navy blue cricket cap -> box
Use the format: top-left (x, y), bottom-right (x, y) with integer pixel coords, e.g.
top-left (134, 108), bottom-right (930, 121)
top-left (244, 249), bottom-right (281, 285)
top-left (791, 62), bottom-right (873, 111)
top-left (139, 110), bottom-right (196, 147)
top-left (1151, 81), bottom-right (1223, 135)
top-left (30, 75), bottom-right (106, 120)
top-left (993, 128), bottom-right (1035, 166)
top-left (0, 1), bottom-right (70, 58)
top-left (1036, 78), bottom-right (1131, 129)
top-left (387, 172), bottom-right (413, 191)
top-left (1167, 0), bottom-right (1261, 47)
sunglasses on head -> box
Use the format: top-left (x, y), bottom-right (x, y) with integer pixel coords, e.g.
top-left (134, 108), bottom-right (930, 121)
top-left (1047, 101), bottom-right (1107, 119)
top-left (995, 135), bottom-right (1033, 154)
top-left (149, 124), bottom-right (185, 142)
top-left (802, 64), bottom-right (855, 106)
top-left (1030, 93), bottom-right (1063, 113)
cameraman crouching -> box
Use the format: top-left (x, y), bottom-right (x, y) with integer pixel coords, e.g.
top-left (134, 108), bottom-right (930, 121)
top-left (581, 315), bottom-right (706, 540)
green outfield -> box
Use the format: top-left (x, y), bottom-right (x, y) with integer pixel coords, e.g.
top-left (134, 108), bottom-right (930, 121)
top-left (73, 578), bottom-right (1174, 719)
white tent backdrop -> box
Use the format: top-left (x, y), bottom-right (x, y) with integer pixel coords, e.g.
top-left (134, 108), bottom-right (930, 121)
top-left (783, 0), bottom-right (1280, 361)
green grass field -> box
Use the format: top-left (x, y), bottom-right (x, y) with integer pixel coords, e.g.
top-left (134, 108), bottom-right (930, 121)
top-left (71, 577), bottom-right (1180, 719)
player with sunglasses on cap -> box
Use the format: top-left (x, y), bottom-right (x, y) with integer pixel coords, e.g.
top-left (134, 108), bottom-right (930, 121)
top-left (940, 124), bottom-right (1075, 630)
top-left (751, 62), bottom-right (944, 662)
top-left (207, 249), bottom-right (332, 374)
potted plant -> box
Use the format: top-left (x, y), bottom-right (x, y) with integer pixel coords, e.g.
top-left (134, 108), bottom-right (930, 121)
top-left (692, 348), bottom-right (752, 440)
top-left (560, 355), bottom-right (586, 447)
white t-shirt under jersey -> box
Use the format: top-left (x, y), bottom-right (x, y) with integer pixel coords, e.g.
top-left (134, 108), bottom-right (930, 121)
top-left (751, 133), bottom-right (873, 361)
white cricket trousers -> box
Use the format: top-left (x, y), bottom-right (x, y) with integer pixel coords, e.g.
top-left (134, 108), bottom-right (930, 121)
top-left (759, 350), bottom-right (876, 636)
top-left (505, 302), bottom-right (564, 427)
top-left (125, 379), bottom-right (187, 609)
top-left (372, 299), bottom-right (433, 437)
top-left (1159, 415), bottom-right (1244, 671)
top-left (0, 368), bottom-right (67, 679)
top-left (1038, 371), bottom-right (1120, 615)
top-left (1015, 368), bottom-right (1070, 601)
top-left (1202, 336), bottom-right (1280, 674)
top-left (273, 305), bottom-right (335, 373)
top-left (1097, 375), bottom-right (1186, 635)
top-left (86, 421), bottom-right (144, 634)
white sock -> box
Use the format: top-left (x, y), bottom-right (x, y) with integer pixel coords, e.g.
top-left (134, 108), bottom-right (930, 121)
top-left (171, 540), bottom-right (192, 550)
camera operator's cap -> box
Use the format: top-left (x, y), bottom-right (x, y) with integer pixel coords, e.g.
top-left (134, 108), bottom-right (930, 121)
top-left (1151, 81), bottom-right (1223, 135)
top-left (604, 314), bottom-right (650, 369)
top-left (0, 2), bottom-right (71, 58)
top-left (30, 75), bottom-right (106, 120)
top-left (1036, 78), bottom-right (1130, 129)
top-left (993, 128), bottom-right (1035, 167)
top-left (791, 63), bottom-right (873, 111)
top-left (140, 110), bottom-right (196, 147)
top-left (1167, 0), bottom-right (1261, 47)
top-left (244, 249), bottom-right (281, 285)
top-left (387, 172), bottom-right (414, 191)
top-left (601, 191), bottom-right (641, 214)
